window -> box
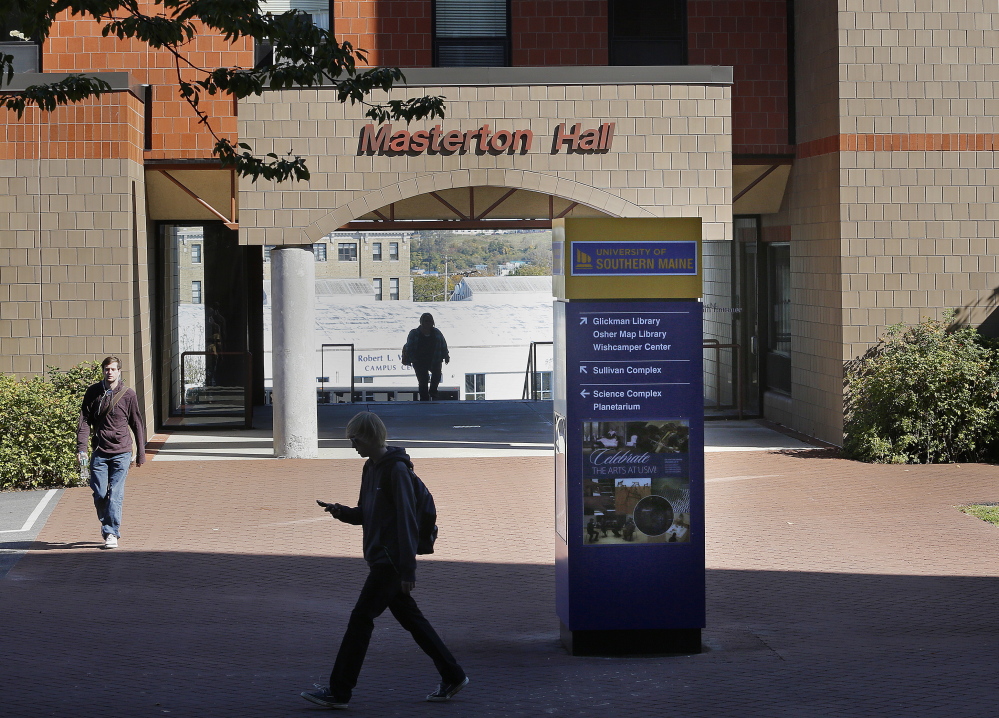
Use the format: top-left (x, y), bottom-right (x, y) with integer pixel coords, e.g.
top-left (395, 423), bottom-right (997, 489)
top-left (769, 244), bottom-right (791, 356)
top-left (434, 0), bottom-right (509, 67)
top-left (254, 4), bottom-right (330, 67)
top-left (0, 10), bottom-right (41, 73)
top-left (372, 242), bottom-right (382, 261)
top-left (389, 242), bottom-right (399, 261)
top-left (373, 278), bottom-right (383, 301)
top-left (465, 373), bottom-right (486, 400)
top-left (313, 243), bottom-right (328, 262)
top-left (766, 242), bottom-right (792, 394)
top-left (191, 280), bottom-right (202, 305)
top-left (190, 243), bottom-right (202, 264)
top-left (609, 0), bottom-right (686, 66)
top-left (532, 371), bottom-right (552, 400)
top-left (338, 242), bottom-right (358, 262)
top-left (389, 278), bottom-right (400, 300)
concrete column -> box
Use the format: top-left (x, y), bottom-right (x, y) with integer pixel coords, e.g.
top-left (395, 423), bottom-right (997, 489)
top-left (271, 245), bottom-right (318, 458)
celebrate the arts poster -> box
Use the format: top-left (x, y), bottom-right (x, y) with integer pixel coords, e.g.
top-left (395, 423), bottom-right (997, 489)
top-left (581, 419), bottom-right (691, 546)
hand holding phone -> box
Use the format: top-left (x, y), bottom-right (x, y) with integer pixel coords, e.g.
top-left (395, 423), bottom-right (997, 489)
top-left (316, 499), bottom-right (340, 517)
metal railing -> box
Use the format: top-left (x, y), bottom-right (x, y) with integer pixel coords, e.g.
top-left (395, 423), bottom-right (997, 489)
top-left (522, 341), bottom-right (554, 400)
top-left (702, 340), bottom-right (743, 419)
top-left (179, 350), bottom-right (253, 428)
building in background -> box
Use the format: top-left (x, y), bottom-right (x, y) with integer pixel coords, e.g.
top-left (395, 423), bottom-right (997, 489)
top-left (262, 231), bottom-right (413, 301)
top-left (2, 2), bottom-right (997, 444)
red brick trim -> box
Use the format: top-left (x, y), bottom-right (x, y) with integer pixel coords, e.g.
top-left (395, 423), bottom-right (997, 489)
top-left (798, 133), bottom-right (999, 158)
top-left (761, 225), bottom-right (791, 243)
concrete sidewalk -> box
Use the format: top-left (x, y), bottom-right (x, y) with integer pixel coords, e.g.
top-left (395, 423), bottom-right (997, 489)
top-left (2, 443), bottom-right (998, 716)
top-left (149, 403), bottom-right (818, 460)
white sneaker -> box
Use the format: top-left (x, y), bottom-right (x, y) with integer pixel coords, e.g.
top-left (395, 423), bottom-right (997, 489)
top-left (104, 535), bottom-right (118, 549)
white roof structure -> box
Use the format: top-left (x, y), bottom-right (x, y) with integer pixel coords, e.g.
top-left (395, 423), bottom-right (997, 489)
top-left (263, 279), bottom-right (375, 305)
top-left (451, 275), bottom-right (552, 301)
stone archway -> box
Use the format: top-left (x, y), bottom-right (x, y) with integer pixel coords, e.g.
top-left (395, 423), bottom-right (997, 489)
top-left (302, 169), bottom-right (656, 242)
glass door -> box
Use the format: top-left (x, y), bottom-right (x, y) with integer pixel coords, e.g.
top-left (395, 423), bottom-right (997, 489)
top-left (156, 222), bottom-right (254, 427)
top-left (734, 217), bottom-right (762, 416)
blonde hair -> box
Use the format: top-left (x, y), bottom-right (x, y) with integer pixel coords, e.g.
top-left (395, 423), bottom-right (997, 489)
top-left (345, 411), bottom-right (387, 446)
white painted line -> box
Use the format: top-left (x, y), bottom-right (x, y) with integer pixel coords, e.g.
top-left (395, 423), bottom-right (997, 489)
top-left (0, 489), bottom-right (58, 534)
top-left (579, 311), bottom-right (689, 315)
top-left (579, 382), bottom-right (691, 386)
top-left (260, 517), bottom-right (329, 527)
top-left (706, 474), bottom-right (783, 483)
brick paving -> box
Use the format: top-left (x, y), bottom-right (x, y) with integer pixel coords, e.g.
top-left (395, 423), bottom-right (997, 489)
top-left (2, 448), bottom-right (999, 717)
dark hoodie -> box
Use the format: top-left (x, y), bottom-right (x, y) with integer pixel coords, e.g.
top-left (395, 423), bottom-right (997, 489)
top-left (335, 447), bottom-right (419, 582)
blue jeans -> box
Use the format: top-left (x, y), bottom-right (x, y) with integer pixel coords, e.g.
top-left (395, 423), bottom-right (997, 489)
top-left (329, 564), bottom-right (464, 702)
top-left (89, 451), bottom-right (131, 538)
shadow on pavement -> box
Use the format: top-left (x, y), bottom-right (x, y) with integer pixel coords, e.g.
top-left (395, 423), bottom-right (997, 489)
top-left (773, 447), bottom-right (844, 459)
top-left (2, 550), bottom-right (998, 717)
top-left (15, 540), bottom-right (104, 551)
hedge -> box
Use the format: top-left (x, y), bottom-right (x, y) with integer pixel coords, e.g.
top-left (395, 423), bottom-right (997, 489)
top-left (0, 362), bottom-right (101, 490)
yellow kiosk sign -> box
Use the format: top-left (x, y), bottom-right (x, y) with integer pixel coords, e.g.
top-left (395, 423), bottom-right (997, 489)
top-left (553, 218), bottom-right (703, 300)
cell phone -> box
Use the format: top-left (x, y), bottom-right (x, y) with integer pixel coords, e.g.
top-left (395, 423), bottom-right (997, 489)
top-left (316, 499), bottom-right (333, 508)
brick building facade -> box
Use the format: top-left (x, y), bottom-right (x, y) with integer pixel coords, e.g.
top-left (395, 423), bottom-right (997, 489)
top-left (2, 1), bottom-right (996, 446)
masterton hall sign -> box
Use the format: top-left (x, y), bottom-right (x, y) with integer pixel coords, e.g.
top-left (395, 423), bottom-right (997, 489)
top-left (358, 122), bottom-right (615, 156)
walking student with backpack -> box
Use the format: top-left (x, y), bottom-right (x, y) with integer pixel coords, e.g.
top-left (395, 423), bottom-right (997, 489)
top-left (302, 411), bottom-right (468, 710)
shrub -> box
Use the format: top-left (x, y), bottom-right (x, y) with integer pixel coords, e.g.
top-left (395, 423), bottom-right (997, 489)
top-left (0, 362), bottom-right (101, 490)
top-left (48, 360), bottom-right (101, 400)
top-left (843, 315), bottom-right (999, 464)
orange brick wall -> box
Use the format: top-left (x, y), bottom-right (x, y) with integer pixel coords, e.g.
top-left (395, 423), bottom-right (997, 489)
top-left (43, 3), bottom-right (251, 160)
top-left (0, 92), bottom-right (144, 162)
top-left (333, 0), bottom-right (433, 67)
top-left (512, 1), bottom-right (608, 66)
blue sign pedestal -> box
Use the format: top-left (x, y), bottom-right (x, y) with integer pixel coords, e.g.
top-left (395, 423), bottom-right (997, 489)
top-left (554, 299), bottom-right (705, 656)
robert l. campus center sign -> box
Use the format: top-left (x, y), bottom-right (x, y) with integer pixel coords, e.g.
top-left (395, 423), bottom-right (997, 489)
top-left (358, 122), bottom-right (616, 155)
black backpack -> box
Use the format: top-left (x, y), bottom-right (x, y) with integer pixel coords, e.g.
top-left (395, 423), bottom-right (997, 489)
top-left (410, 469), bottom-right (438, 555)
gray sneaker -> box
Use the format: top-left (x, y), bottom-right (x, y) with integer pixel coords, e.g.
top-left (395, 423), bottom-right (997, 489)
top-left (104, 535), bottom-right (118, 549)
top-left (427, 675), bottom-right (468, 702)
top-left (300, 686), bottom-right (348, 709)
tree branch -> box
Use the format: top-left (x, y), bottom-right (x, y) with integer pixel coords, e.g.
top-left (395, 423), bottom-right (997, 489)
top-left (0, 0), bottom-right (446, 182)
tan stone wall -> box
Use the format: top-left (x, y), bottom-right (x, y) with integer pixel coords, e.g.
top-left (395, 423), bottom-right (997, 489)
top-left (238, 80), bottom-right (733, 246)
top-left (783, 153), bottom-right (844, 444)
top-left (0, 157), bottom-right (153, 420)
top-left (837, 2), bottom-right (999, 397)
top-left (774, 1), bottom-right (999, 445)
top-left (765, 1), bottom-right (844, 443)
top-left (794, 1), bottom-right (841, 145)
top-left (0, 91), bottom-right (153, 427)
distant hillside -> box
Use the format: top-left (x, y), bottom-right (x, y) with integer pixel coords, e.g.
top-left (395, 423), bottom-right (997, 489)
top-left (410, 229), bottom-right (552, 274)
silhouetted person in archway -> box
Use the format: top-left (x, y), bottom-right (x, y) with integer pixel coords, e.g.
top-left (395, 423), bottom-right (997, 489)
top-left (403, 313), bottom-right (450, 401)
